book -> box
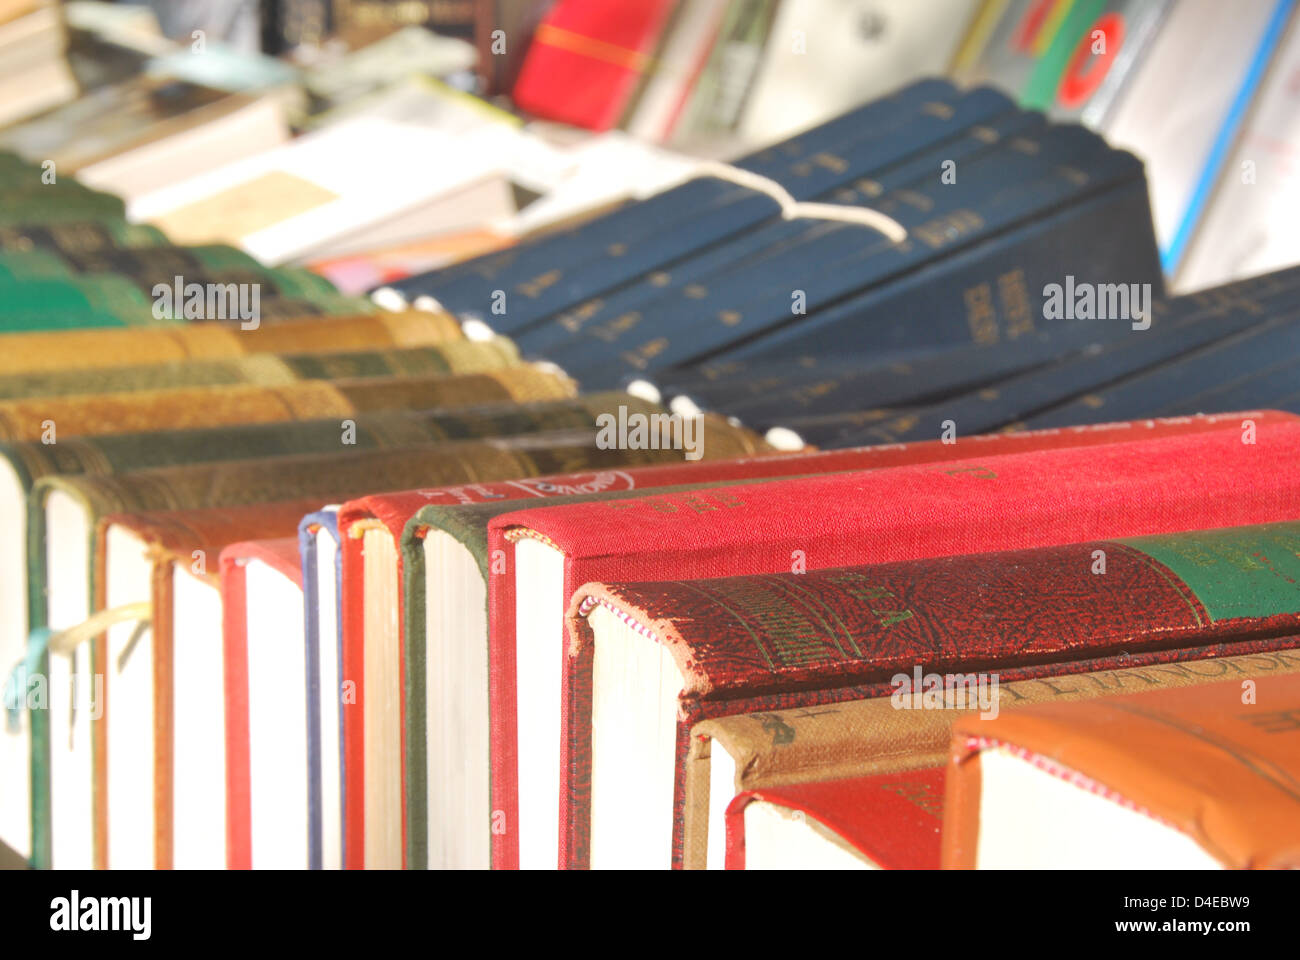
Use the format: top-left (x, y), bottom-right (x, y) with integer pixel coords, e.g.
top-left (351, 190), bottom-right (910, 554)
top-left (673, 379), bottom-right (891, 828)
top-left (0, 310), bottom-right (464, 376)
top-left (475, 1), bottom-right (559, 96)
top-left (306, 228), bottom-right (514, 296)
top-left (397, 411), bottom-right (1290, 869)
top-left (535, 115), bottom-right (1164, 387)
top-left (954, 0), bottom-right (1173, 125)
top-left (72, 416), bottom-right (763, 870)
top-left (694, 618), bottom-right (1300, 868)
top-left (125, 112), bottom-right (534, 266)
top-left (943, 671), bottom-right (1300, 868)
top-left (387, 78), bottom-right (1002, 327)
top-left (1176, 12), bottom-right (1300, 289)
top-left (0, 365), bottom-right (574, 443)
top-left (1023, 312), bottom-right (1300, 428)
top-left (510, 0), bottom-right (679, 131)
top-left (572, 519), bottom-right (1300, 869)
top-left (0, 219), bottom-right (169, 254)
top-left (665, 0), bottom-right (777, 148)
top-left (0, 246), bottom-right (341, 304)
top-left (298, 507), bottom-right (343, 870)
top-left (672, 128), bottom-right (1161, 378)
top-left (220, 536), bottom-right (308, 869)
top-left (726, 769), bottom-right (946, 870)
top-left (799, 300), bottom-right (1300, 448)
top-left (29, 422), bottom-right (748, 870)
top-left (1098, 0), bottom-right (1296, 273)
top-left (0, 1), bottom-right (76, 129)
top-left (0, 75), bottom-right (290, 204)
top-left (302, 26), bottom-right (478, 104)
top-left (0, 338), bottom-right (522, 402)
top-left (498, 419), bottom-right (1300, 868)
top-left (623, 0), bottom-right (730, 144)
top-left (510, 98), bottom-right (1047, 362)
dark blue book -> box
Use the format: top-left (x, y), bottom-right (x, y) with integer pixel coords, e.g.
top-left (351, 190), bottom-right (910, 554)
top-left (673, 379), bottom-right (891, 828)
top-left (557, 124), bottom-right (1157, 388)
top-left (517, 107), bottom-right (1047, 362)
top-left (1167, 354), bottom-right (1300, 415)
top-left (385, 82), bottom-right (1016, 334)
top-left (692, 318), bottom-right (1132, 430)
top-left (1023, 309), bottom-right (1300, 428)
top-left (784, 268), bottom-right (1300, 446)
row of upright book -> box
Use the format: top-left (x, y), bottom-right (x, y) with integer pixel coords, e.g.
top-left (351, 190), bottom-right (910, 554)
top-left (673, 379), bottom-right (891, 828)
top-left (2, 32), bottom-right (1300, 868)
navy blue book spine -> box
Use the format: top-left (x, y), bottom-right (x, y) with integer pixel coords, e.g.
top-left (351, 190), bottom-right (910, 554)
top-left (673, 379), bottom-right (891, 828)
top-left (385, 79), bottom-right (961, 299)
top-left (813, 273), bottom-right (1300, 445)
top-left (516, 107), bottom-right (1047, 361)
top-left (1023, 312), bottom-right (1300, 428)
top-left (708, 318), bottom-right (1132, 429)
top-left (386, 85), bottom-right (1016, 334)
top-left (1163, 352), bottom-right (1300, 416)
top-left (698, 168), bottom-right (1159, 376)
top-left (557, 127), bottom-right (1148, 387)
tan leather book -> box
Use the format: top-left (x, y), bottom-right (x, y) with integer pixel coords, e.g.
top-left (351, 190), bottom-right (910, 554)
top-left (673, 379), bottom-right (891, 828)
top-left (0, 364), bottom-right (573, 441)
top-left (689, 649), bottom-right (1300, 869)
top-left (0, 309), bottom-right (462, 376)
top-left (944, 671), bottom-right (1300, 869)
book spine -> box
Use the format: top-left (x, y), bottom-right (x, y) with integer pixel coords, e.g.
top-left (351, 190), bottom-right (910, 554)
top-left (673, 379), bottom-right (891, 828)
top-left (1023, 313), bottom-right (1300, 428)
top-left (515, 105), bottom-right (1045, 359)
top-left (391, 82), bottom-right (1006, 331)
top-left (816, 302), bottom-right (1300, 449)
top-left (220, 552), bottom-right (253, 870)
top-left (674, 156), bottom-right (1160, 381)
top-left (298, 510), bottom-right (340, 872)
top-left (557, 125), bottom-right (1151, 387)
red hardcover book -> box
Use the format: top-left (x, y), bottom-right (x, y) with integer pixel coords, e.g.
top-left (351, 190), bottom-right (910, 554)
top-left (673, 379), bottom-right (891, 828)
top-left (725, 768), bottom-right (946, 870)
top-left (492, 419), bottom-right (1300, 868)
top-left (221, 536), bottom-right (305, 870)
top-left (511, 0), bottom-right (678, 130)
top-left (573, 519), bottom-right (1300, 869)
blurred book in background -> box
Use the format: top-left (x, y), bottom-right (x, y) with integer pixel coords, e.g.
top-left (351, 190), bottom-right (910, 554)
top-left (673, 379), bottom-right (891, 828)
top-left (0, 0), bottom-right (78, 127)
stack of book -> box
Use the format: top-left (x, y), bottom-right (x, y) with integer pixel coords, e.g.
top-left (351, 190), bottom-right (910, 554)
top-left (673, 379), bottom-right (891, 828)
top-left (0, 0), bottom-right (77, 128)
top-left (1, 10), bottom-right (1300, 872)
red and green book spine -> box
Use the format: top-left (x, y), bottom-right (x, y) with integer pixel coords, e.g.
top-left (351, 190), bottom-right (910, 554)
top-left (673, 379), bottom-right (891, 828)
top-left (573, 518), bottom-right (1300, 868)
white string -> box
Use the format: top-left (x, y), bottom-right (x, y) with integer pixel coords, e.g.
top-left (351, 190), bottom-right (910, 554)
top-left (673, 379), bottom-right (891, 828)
top-left (693, 160), bottom-right (909, 243)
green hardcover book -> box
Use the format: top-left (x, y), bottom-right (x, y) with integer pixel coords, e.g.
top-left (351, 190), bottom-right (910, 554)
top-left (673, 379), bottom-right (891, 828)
top-left (0, 276), bottom-right (374, 330)
top-left (0, 276), bottom-right (165, 323)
